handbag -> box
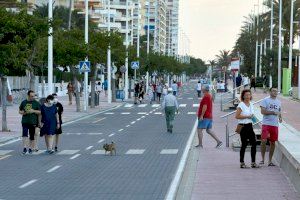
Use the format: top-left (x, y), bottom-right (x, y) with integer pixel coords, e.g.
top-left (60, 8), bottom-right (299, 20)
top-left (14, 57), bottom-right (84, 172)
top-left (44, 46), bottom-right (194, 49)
top-left (235, 124), bottom-right (244, 134)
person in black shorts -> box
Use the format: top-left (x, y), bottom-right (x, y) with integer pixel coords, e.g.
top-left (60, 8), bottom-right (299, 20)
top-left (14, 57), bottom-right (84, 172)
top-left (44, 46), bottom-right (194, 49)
top-left (134, 82), bottom-right (140, 104)
top-left (19, 90), bottom-right (41, 154)
top-left (52, 93), bottom-right (64, 152)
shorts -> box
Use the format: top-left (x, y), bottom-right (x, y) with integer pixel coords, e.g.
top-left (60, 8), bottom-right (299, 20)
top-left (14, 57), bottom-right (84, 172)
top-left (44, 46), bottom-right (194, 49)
top-left (22, 124), bottom-right (36, 140)
top-left (198, 119), bottom-right (213, 130)
top-left (261, 125), bottom-right (278, 142)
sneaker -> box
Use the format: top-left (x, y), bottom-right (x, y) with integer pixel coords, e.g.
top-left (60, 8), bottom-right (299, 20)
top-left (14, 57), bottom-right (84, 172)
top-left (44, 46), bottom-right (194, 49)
top-left (28, 149), bottom-right (32, 154)
top-left (216, 142), bottom-right (223, 148)
top-left (195, 144), bottom-right (203, 148)
top-left (22, 148), bottom-right (27, 155)
top-left (54, 147), bottom-right (58, 152)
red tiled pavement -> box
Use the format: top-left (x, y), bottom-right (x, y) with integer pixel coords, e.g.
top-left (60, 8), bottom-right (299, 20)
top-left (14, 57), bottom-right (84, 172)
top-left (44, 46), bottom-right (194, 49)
top-left (190, 94), bottom-right (300, 200)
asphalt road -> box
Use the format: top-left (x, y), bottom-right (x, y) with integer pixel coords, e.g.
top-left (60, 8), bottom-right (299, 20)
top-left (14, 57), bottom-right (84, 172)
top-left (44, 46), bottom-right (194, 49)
top-left (0, 82), bottom-right (200, 200)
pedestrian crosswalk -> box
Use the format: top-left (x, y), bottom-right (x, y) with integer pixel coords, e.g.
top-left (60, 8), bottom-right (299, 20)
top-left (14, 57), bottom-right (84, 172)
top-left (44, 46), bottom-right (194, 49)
top-left (121, 103), bottom-right (200, 109)
top-left (0, 148), bottom-right (180, 158)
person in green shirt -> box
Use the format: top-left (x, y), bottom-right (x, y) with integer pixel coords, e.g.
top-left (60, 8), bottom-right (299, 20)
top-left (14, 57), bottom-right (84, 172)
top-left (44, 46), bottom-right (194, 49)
top-left (19, 90), bottom-right (41, 154)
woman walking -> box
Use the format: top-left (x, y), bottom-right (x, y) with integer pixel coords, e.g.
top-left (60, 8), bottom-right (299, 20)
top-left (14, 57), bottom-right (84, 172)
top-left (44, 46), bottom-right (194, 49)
top-left (250, 75), bottom-right (256, 92)
top-left (40, 95), bottom-right (60, 154)
top-left (67, 82), bottom-right (74, 105)
top-left (235, 89), bottom-right (259, 168)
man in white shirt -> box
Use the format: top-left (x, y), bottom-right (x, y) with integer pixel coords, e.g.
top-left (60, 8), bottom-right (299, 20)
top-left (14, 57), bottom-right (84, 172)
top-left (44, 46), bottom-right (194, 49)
top-left (162, 88), bottom-right (179, 133)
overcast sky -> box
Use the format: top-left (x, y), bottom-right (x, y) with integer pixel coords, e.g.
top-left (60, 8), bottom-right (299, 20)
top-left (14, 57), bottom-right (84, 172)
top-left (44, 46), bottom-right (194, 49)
top-left (179, 0), bottom-right (256, 62)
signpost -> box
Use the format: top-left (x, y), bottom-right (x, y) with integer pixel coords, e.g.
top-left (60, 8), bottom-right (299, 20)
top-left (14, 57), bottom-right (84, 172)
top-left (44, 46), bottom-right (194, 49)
top-left (79, 61), bottom-right (90, 111)
top-left (231, 58), bottom-right (240, 100)
top-left (131, 61), bottom-right (139, 82)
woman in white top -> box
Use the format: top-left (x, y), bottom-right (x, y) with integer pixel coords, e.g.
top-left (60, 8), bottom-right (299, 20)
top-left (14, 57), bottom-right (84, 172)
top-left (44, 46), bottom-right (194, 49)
top-left (235, 89), bottom-right (259, 168)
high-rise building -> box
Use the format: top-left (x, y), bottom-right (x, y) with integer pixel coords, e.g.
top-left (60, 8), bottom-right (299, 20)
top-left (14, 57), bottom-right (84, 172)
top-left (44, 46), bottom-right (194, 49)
top-left (166, 0), bottom-right (179, 57)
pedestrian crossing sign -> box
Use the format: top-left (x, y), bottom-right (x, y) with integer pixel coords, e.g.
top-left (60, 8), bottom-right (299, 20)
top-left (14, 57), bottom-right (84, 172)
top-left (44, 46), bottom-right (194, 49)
top-left (131, 61), bottom-right (139, 70)
top-left (79, 61), bottom-right (91, 73)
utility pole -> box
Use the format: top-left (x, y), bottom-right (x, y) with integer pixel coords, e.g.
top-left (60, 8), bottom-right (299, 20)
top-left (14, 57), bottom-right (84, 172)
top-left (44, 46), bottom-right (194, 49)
top-left (48, 0), bottom-right (53, 95)
top-left (288, 0), bottom-right (295, 70)
top-left (107, 0), bottom-right (112, 103)
top-left (125, 0), bottom-right (129, 100)
top-left (269, 0), bottom-right (274, 88)
top-left (254, 3), bottom-right (259, 78)
top-left (278, 0), bottom-right (282, 93)
top-left (146, 1), bottom-right (150, 92)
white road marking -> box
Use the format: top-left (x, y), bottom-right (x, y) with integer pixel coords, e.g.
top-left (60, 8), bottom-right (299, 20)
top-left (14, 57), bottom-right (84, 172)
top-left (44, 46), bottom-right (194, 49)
top-left (19, 179), bottom-right (37, 189)
top-left (0, 150), bottom-right (13, 155)
top-left (141, 116), bottom-right (146, 118)
top-left (92, 117), bottom-right (106, 123)
top-left (152, 104), bottom-right (160, 107)
top-left (154, 112), bottom-right (162, 115)
top-left (131, 121), bottom-right (136, 124)
top-left (98, 139), bottom-right (105, 143)
top-left (125, 149), bottom-right (145, 155)
top-left (138, 104), bottom-right (147, 107)
top-left (47, 165), bottom-right (61, 173)
top-left (188, 97), bottom-right (193, 100)
top-left (0, 155), bottom-right (11, 160)
top-left (138, 112), bottom-right (147, 115)
top-left (108, 133), bottom-right (115, 137)
top-left (70, 154), bottom-right (81, 160)
top-left (126, 125), bottom-right (130, 127)
top-left (192, 104), bottom-right (199, 107)
top-left (57, 150), bottom-right (80, 155)
top-left (0, 138), bottom-right (21, 147)
top-left (137, 118), bottom-right (141, 121)
top-left (178, 97), bottom-right (183, 99)
top-left (105, 112), bottom-right (114, 115)
top-left (124, 104), bottom-right (133, 108)
top-left (118, 129), bottom-right (124, 132)
top-left (179, 104), bottom-right (187, 107)
top-left (86, 146), bottom-right (93, 150)
top-left (121, 112), bottom-right (131, 115)
top-left (160, 149), bottom-right (179, 154)
top-left (187, 112), bottom-right (196, 115)
top-left (92, 150), bottom-right (106, 155)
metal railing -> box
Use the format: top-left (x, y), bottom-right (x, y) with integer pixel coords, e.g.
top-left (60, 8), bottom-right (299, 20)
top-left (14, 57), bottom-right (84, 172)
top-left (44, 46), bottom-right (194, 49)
top-left (220, 98), bottom-right (264, 147)
top-left (220, 85), bottom-right (243, 111)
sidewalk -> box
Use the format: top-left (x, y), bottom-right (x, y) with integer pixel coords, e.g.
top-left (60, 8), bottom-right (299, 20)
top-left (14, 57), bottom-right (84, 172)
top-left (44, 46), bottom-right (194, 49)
top-left (177, 92), bottom-right (300, 200)
top-left (0, 92), bottom-right (123, 144)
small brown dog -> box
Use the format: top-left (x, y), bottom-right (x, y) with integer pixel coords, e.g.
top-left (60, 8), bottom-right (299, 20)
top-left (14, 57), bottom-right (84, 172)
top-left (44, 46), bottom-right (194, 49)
top-left (103, 142), bottom-right (116, 156)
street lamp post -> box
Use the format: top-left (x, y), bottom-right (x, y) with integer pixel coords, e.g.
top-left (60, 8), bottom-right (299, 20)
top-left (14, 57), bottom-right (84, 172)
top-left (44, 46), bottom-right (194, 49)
top-left (107, 0), bottom-right (112, 103)
top-left (254, 3), bottom-right (259, 78)
top-left (125, 0), bottom-right (129, 100)
top-left (278, 0), bottom-right (282, 93)
top-left (83, 0), bottom-right (89, 111)
top-left (48, 0), bottom-right (53, 95)
top-left (146, 1), bottom-right (150, 92)
top-left (269, 0), bottom-right (274, 88)
top-left (288, 0), bottom-right (295, 70)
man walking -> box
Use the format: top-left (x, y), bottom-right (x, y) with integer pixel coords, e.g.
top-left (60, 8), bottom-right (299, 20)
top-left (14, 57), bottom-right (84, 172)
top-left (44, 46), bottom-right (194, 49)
top-left (171, 81), bottom-right (178, 96)
top-left (195, 85), bottom-right (222, 148)
top-left (162, 88), bottom-right (179, 133)
top-left (19, 90), bottom-right (41, 154)
top-left (260, 87), bottom-right (282, 166)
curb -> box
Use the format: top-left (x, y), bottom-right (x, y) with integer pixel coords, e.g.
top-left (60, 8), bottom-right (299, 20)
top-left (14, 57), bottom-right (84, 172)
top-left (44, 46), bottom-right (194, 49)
top-left (0, 104), bottom-right (122, 146)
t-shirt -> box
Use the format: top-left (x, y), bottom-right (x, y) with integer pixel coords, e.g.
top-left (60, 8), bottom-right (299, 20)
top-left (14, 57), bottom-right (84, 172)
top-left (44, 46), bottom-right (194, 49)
top-left (55, 102), bottom-right (64, 124)
top-left (198, 93), bottom-right (213, 119)
top-left (237, 102), bottom-right (254, 124)
top-left (196, 83), bottom-right (202, 91)
top-left (260, 97), bottom-right (281, 127)
top-left (171, 83), bottom-right (178, 92)
top-left (19, 99), bottom-right (41, 125)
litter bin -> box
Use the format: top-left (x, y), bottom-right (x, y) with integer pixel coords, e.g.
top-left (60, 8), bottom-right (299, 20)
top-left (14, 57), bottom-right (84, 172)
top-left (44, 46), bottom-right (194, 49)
top-left (89, 93), bottom-right (100, 106)
top-left (116, 90), bottom-right (124, 101)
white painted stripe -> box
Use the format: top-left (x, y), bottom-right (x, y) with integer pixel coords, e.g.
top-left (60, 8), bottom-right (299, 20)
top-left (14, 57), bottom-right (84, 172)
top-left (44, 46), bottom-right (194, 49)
top-left (57, 150), bottom-right (80, 155)
top-left (188, 97), bottom-right (193, 100)
top-left (92, 150), bottom-right (106, 155)
top-left (47, 165), bottom-right (61, 173)
top-left (160, 149), bottom-right (179, 154)
top-left (105, 112), bottom-right (114, 115)
top-left (137, 118), bottom-right (141, 121)
top-left (165, 119), bottom-right (198, 200)
top-left (0, 138), bottom-right (21, 147)
top-left (126, 125), bottom-right (130, 127)
top-left (125, 149), bottom-right (145, 154)
top-left (0, 155), bottom-right (11, 160)
top-left (124, 104), bottom-right (133, 107)
top-left (86, 146), bottom-right (93, 150)
top-left (0, 150), bottom-right (13, 155)
top-left (141, 116), bottom-right (146, 118)
top-left (108, 133), bottom-right (115, 137)
top-left (179, 104), bottom-right (187, 107)
top-left (19, 179), bottom-right (37, 189)
top-left (92, 117), bottom-right (106, 123)
top-left (138, 104), bottom-right (147, 107)
top-left (138, 112), bottom-right (147, 115)
top-left (98, 139), bottom-right (105, 143)
top-left (152, 104), bottom-right (160, 107)
top-left (70, 154), bottom-right (81, 160)
top-left (187, 112), bottom-right (196, 115)
top-left (178, 97), bottom-right (183, 100)
top-left (131, 121), bottom-right (136, 124)
top-left (154, 112), bottom-right (162, 115)
top-left (192, 104), bottom-right (199, 107)
top-left (121, 112), bottom-right (131, 115)
top-left (118, 129), bottom-right (124, 132)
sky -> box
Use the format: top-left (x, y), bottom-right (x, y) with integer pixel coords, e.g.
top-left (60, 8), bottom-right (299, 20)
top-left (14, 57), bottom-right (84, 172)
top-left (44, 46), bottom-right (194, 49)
top-left (179, 0), bottom-right (256, 62)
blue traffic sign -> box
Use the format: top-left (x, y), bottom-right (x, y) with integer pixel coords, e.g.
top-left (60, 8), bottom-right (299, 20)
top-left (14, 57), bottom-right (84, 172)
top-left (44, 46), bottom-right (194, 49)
top-left (131, 61), bottom-right (139, 70)
top-left (79, 61), bottom-right (91, 73)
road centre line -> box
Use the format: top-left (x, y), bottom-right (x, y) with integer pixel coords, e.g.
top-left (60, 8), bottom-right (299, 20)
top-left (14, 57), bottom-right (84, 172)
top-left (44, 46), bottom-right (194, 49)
top-left (121, 112), bottom-right (131, 115)
top-left (86, 146), bottom-right (93, 150)
top-left (126, 125), bottom-right (130, 127)
top-left (19, 179), bottom-right (38, 189)
top-left (47, 165), bottom-right (61, 173)
top-left (70, 154), bottom-right (81, 160)
top-left (108, 133), bottom-right (115, 137)
top-left (118, 129), bottom-right (124, 132)
top-left (98, 139), bottom-right (105, 143)
top-left (131, 121), bottom-right (136, 124)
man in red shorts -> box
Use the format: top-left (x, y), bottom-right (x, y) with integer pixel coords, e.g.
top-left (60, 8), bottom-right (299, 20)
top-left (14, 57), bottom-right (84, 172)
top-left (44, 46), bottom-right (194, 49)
top-left (260, 87), bottom-right (282, 166)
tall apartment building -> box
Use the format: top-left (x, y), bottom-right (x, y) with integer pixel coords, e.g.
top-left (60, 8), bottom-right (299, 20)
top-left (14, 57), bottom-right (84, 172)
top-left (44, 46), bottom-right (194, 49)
top-left (166, 0), bottom-right (179, 57)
